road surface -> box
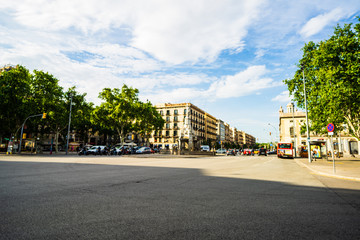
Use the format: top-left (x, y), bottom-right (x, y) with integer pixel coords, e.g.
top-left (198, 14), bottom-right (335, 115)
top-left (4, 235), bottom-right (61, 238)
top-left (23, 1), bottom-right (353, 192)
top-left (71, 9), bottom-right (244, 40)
top-left (1, 155), bottom-right (359, 239)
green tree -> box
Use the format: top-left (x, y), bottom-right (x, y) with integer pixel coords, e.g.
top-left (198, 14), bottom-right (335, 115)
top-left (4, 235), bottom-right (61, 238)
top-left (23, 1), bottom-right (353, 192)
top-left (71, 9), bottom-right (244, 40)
top-left (284, 19), bottom-right (360, 140)
top-left (29, 70), bottom-right (68, 151)
top-left (0, 65), bottom-right (32, 140)
top-left (135, 101), bottom-right (165, 146)
top-left (30, 70), bottom-right (66, 150)
top-left (92, 85), bottom-right (140, 144)
top-left (65, 87), bottom-right (94, 144)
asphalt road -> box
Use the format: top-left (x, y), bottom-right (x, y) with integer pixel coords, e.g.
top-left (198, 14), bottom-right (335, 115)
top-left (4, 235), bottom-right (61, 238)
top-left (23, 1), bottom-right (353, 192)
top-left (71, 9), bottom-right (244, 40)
top-left (1, 155), bottom-right (359, 239)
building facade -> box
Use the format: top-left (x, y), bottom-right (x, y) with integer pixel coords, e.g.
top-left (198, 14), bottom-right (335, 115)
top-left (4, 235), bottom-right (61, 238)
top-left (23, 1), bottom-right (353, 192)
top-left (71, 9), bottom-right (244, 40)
top-left (205, 113), bottom-right (217, 144)
top-left (279, 103), bottom-right (359, 157)
top-left (217, 119), bottom-right (226, 144)
top-left (151, 103), bottom-right (206, 150)
top-left (150, 102), bottom-right (257, 151)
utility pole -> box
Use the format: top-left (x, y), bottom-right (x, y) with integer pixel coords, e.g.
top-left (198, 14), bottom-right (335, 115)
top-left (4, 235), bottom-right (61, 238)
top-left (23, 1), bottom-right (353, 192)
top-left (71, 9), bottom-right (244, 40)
top-left (302, 66), bottom-right (311, 163)
top-left (292, 102), bottom-right (297, 157)
top-left (66, 94), bottom-right (73, 155)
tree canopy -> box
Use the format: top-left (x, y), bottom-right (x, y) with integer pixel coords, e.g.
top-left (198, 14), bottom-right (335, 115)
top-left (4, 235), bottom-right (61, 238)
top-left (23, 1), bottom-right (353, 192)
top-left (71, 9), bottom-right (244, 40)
top-left (0, 65), bottom-right (163, 147)
top-left (92, 85), bottom-right (164, 144)
top-left (284, 18), bottom-right (360, 140)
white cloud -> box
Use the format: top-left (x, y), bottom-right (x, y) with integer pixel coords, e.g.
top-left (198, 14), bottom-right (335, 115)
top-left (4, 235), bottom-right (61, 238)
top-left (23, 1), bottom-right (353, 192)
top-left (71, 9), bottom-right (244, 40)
top-left (271, 91), bottom-right (292, 103)
top-left (207, 65), bottom-right (279, 99)
top-left (299, 8), bottom-right (348, 38)
top-left (4, 0), bottom-right (264, 64)
top-left (141, 65), bottom-right (281, 104)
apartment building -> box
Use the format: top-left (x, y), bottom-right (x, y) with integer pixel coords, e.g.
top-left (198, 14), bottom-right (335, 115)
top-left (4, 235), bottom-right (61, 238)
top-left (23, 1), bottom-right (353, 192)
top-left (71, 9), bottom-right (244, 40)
top-left (150, 102), bottom-right (257, 151)
top-left (151, 103), bottom-right (205, 150)
top-left (224, 123), bottom-right (231, 143)
top-left (243, 132), bottom-right (256, 147)
top-left (205, 113), bottom-right (217, 144)
top-left (217, 119), bottom-right (226, 143)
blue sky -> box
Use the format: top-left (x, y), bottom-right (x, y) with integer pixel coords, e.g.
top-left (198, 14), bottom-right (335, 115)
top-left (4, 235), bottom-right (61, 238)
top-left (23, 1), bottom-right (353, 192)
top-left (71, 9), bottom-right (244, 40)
top-left (1, 0), bottom-right (359, 143)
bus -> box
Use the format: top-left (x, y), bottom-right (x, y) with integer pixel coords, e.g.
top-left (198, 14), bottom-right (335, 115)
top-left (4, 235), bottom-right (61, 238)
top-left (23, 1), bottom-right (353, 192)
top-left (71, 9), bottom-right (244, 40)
top-left (277, 143), bottom-right (293, 158)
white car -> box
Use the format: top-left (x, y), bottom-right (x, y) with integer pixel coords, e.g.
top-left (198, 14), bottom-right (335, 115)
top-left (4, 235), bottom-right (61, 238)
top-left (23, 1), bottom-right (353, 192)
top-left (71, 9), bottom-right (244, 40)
top-left (87, 145), bottom-right (106, 155)
top-left (216, 149), bottom-right (227, 154)
top-left (136, 147), bottom-right (151, 154)
top-left (200, 145), bottom-right (210, 152)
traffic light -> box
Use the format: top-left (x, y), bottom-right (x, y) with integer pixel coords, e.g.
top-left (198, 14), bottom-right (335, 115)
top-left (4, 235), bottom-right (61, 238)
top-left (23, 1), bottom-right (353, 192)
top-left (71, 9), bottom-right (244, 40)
top-left (23, 133), bottom-right (27, 139)
top-left (42, 113), bottom-right (47, 119)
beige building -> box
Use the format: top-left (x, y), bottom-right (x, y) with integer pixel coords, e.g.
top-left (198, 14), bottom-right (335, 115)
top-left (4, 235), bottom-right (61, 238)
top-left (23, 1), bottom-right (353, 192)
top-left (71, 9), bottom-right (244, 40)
top-left (224, 123), bottom-right (231, 143)
top-left (205, 113), bottom-right (217, 144)
top-left (279, 103), bottom-right (359, 157)
top-left (150, 102), bottom-right (257, 151)
top-left (243, 132), bottom-right (256, 147)
top-left (151, 103), bottom-right (205, 150)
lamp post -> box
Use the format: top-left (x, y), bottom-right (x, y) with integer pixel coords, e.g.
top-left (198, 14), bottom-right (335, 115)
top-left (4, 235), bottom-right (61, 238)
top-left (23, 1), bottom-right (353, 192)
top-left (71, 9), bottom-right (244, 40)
top-left (66, 93), bottom-right (73, 155)
top-left (18, 113), bottom-right (44, 154)
top-left (264, 128), bottom-right (273, 150)
top-left (268, 123), bottom-right (278, 142)
top-left (301, 66), bottom-right (311, 163)
top-left (292, 102), bottom-right (297, 158)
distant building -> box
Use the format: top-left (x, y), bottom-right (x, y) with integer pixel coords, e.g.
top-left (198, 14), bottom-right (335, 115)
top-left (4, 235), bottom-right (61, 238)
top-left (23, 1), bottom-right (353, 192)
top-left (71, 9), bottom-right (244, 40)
top-left (216, 119), bottom-right (225, 144)
top-left (150, 102), bottom-right (257, 151)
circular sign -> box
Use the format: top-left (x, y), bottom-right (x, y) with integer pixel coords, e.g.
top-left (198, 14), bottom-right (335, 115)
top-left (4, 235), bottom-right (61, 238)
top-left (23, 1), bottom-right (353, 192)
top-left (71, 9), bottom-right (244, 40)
top-left (327, 123), bottom-right (334, 132)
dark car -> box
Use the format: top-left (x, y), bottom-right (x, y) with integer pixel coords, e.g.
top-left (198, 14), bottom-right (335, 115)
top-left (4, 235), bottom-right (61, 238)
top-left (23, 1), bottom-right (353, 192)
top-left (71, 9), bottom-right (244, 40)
top-left (226, 149), bottom-right (235, 156)
top-left (267, 150), bottom-right (277, 155)
top-left (258, 148), bottom-right (267, 156)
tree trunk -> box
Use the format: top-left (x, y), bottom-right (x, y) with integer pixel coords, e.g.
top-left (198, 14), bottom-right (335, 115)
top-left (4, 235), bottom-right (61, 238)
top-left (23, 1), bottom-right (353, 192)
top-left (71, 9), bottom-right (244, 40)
top-left (55, 131), bottom-right (59, 153)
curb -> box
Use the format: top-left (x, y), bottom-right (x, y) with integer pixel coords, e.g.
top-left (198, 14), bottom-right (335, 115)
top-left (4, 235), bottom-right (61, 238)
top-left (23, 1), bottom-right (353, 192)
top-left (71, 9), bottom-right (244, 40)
top-left (294, 159), bottom-right (360, 182)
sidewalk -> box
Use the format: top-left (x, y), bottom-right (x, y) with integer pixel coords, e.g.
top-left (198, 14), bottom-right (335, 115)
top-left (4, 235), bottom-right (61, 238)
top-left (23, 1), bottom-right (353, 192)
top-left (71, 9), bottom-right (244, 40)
top-left (295, 157), bottom-right (360, 182)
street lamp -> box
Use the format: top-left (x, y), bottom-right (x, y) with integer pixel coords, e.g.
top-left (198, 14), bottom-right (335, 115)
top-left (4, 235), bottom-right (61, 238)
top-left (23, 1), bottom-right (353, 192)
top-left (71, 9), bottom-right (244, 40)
top-left (268, 123), bottom-right (278, 142)
top-left (18, 113), bottom-right (45, 154)
top-left (302, 65), bottom-right (312, 163)
top-left (292, 102), bottom-right (297, 158)
top-left (65, 93), bottom-right (73, 155)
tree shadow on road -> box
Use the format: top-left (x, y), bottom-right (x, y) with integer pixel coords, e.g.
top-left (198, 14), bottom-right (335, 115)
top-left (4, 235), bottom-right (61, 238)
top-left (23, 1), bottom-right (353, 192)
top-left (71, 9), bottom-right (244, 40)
top-left (1, 161), bottom-right (359, 240)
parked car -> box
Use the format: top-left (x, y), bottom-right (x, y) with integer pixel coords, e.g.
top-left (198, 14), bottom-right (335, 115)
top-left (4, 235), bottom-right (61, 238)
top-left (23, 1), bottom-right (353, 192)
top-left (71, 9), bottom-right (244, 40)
top-left (267, 150), bottom-right (277, 155)
top-left (243, 149), bottom-right (252, 155)
top-left (216, 149), bottom-right (227, 154)
top-left (136, 147), bottom-right (151, 154)
top-left (200, 145), bottom-right (210, 152)
top-left (227, 149), bottom-right (235, 156)
top-left (253, 149), bottom-right (260, 154)
top-left (258, 148), bottom-right (267, 156)
top-left (87, 145), bottom-right (106, 155)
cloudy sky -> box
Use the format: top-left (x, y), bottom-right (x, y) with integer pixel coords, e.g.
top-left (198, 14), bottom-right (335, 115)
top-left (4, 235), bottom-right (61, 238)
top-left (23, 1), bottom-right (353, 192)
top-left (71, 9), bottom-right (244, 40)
top-left (1, 0), bottom-right (359, 142)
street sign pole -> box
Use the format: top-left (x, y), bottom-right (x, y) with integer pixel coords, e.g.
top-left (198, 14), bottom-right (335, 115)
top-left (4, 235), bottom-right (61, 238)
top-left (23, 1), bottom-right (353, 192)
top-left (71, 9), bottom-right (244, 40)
top-left (327, 123), bottom-right (335, 174)
top-left (330, 133), bottom-right (335, 174)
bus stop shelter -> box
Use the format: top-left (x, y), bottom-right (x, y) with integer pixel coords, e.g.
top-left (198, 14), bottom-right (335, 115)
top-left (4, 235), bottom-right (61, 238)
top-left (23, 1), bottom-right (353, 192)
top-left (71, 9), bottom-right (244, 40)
top-left (309, 140), bottom-right (328, 160)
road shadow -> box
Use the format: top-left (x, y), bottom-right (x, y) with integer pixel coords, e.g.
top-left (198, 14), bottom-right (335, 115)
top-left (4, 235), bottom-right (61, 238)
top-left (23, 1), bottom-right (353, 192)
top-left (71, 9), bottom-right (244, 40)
top-left (1, 161), bottom-right (359, 239)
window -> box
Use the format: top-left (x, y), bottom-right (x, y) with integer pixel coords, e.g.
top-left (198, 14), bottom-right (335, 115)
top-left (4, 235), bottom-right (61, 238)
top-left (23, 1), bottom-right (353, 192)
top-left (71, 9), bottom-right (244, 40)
top-left (174, 130), bottom-right (178, 136)
top-left (160, 110), bottom-right (163, 116)
top-left (174, 109), bottom-right (178, 115)
top-left (174, 116), bottom-right (178, 122)
top-left (166, 131), bottom-right (170, 136)
top-left (184, 109), bottom-right (187, 115)
top-left (166, 116), bottom-right (170, 121)
top-left (166, 123), bottom-right (170, 129)
top-left (289, 127), bottom-right (294, 136)
top-left (166, 110), bottom-right (170, 115)
top-left (174, 123), bottom-right (178, 128)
